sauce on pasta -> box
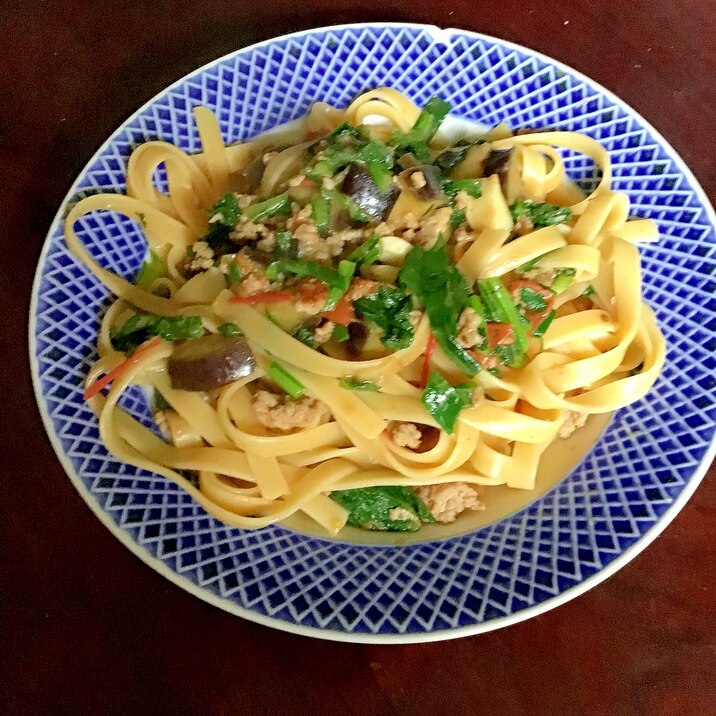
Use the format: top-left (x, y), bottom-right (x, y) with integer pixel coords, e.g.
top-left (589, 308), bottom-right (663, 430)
top-left (65, 89), bottom-right (666, 535)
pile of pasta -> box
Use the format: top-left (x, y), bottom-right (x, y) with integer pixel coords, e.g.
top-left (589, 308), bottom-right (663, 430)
top-left (65, 88), bottom-right (665, 533)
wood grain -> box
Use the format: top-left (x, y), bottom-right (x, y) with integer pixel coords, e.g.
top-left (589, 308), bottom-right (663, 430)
top-left (1, 2), bottom-right (714, 714)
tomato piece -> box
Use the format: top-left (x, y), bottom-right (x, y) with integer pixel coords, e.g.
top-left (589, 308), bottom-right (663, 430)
top-left (486, 322), bottom-right (515, 348)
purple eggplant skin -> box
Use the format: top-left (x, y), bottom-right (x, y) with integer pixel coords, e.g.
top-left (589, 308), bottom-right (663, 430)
top-left (340, 164), bottom-right (397, 221)
top-left (482, 148), bottom-right (513, 180)
top-left (235, 155), bottom-right (265, 194)
top-left (401, 165), bottom-right (445, 201)
top-left (168, 334), bottom-right (256, 392)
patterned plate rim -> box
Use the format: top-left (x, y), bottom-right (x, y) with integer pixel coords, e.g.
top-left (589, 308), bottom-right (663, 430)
top-left (29, 22), bottom-right (716, 643)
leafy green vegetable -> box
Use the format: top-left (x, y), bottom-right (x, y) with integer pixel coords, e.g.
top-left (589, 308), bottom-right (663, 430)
top-left (360, 138), bottom-right (394, 192)
top-left (398, 243), bottom-right (480, 376)
top-left (421, 370), bottom-right (474, 433)
top-left (347, 235), bottom-right (380, 266)
top-left (266, 258), bottom-right (355, 311)
top-left (243, 193), bottom-right (292, 222)
top-left (443, 178), bottom-right (482, 199)
top-left (339, 377), bottom-right (380, 391)
top-left (510, 200), bottom-right (572, 228)
top-left (293, 326), bottom-right (319, 348)
top-left (450, 208), bottom-right (466, 230)
top-left (327, 189), bottom-right (372, 223)
top-left (226, 260), bottom-right (242, 286)
top-left (135, 250), bottom-right (165, 289)
top-left (110, 314), bottom-right (204, 354)
top-left (390, 97), bottom-right (451, 160)
top-left (311, 193), bottom-right (331, 237)
top-left (581, 285), bottom-right (596, 297)
top-left (516, 254), bottom-right (543, 273)
top-left (153, 390), bottom-right (171, 411)
top-left (519, 287), bottom-right (548, 312)
top-left (550, 268), bottom-right (576, 294)
top-left (275, 231), bottom-right (299, 260)
top-left (208, 193), bottom-right (242, 226)
top-left (218, 322), bottom-right (241, 337)
top-left (332, 324), bottom-right (350, 342)
top-left (267, 361), bottom-right (305, 399)
top-left (330, 486), bottom-right (434, 532)
top-left (477, 278), bottom-right (529, 356)
top-left (353, 286), bottom-right (415, 351)
top-left (533, 309), bottom-right (556, 338)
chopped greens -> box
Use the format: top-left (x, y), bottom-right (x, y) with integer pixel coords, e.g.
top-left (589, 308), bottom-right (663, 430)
top-left (266, 258), bottom-right (356, 311)
top-left (443, 178), bottom-right (482, 199)
top-left (327, 189), bottom-right (372, 223)
top-left (582, 285), bottom-right (596, 297)
top-left (218, 322), bottom-right (241, 337)
top-left (332, 324), bottom-right (350, 342)
top-left (267, 361), bottom-right (305, 399)
top-left (450, 208), bottom-right (466, 230)
top-left (353, 285), bottom-right (415, 351)
top-left (339, 377), bottom-right (380, 391)
top-left (111, 314), bottom-right (204, 354)
top-left (510, 200), bottom-right (572, 228)
top-left (244, 193), bottom-right (292, 221)
top-left (421, 370), bottom-right (474, 434)
top-left (347, 235), bottom-right (380, 266)
top-left (477, 278), bottom-right (529, 357)
top-left (274, 230), bottom-right (299, 260)
top-left (311, 193), bottom-right (331, 237)
top-left (519, 286), bottom-right (548, 312)
top-left (208, 193), bottom-right (241, 226)
top-left (399, 242), bottom-right (480, 376)
top-left (550, 268), bottom-right (576, 294)
top-left (390, 97), bottom-right (451, 160)
top-left (330, 486), bottom-right (435, 532)
top-left (533, 309), bottom-right (556, 338)
top-left (226, 260), bottom-right (242, 286)
top-left (293, 326), bottom-right (319, 348)
top-left (135, 250), bottom-right (165, 289)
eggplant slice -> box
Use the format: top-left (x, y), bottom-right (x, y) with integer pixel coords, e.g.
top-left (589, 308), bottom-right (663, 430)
top-left (340, 164), bottom-right (397, 222)
top-left (168, 334), bottom-right (256, 392)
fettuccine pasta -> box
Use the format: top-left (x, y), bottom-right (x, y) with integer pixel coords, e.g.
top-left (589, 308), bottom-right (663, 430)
top-left (65, 89), bottom-right (665, 535)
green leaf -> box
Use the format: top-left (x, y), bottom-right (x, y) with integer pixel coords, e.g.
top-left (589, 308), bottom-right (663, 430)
top-left (398, 242), bottom-right (480, 376)
top-left (353, 286), bottom-right (415, 351)
top-left (330, 486), bottom-right (434, 531)
top-left (266, 258), bottom-right (354, 311)
top-left (208, 193), bottom-right (241, 226)
top-left (311, 193), bottom-right (331, 237)
top-left (244, 193), bottom-right (292, 221)
top-left (581, 285), bottom-right (596, 297)
top-left (550, 268), bottom-right (576, 294)
top-left (135, 250), bottom-right (165, 289)
top-left (421, 370), bottom-right (474, 434)
top-left (110, 314), bottom-right (204, 354)
top-left (226, 260), bottom-right (242, 286)
top-left (510, 200), bottom-right (572, 227)
top-left (443, 178), bottom-right (482, 199)
top-left (267, 361), bottom-right (305, 399)
top-left (533, 309), bottom-right (556, 338)
top-left (519, 287), bottom-right (548, 312)
top-left (339, 377), bottom-right (380, 391)
top-left (450, 208), bottom-right (466, 230)
top-left (332, 324), bottom-right (350, 342)
top-left (477, 278), bottom-right (529, 355)
top-left (326, 189), bottom-right (372, 223)
top-left (218, 322), bottom-right (241, 337)
top-left (346, 235), bottom-right (380, 266)
top-left (275, 231), bottom-right (298, 260)
top-left (293, 326), bottom-right (319, 348)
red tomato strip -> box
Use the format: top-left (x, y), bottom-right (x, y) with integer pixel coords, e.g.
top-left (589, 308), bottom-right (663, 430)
top-left (229, 292), bottom-right (294, 304)
top-left (421, 332), bottom-right (437, 388)
top-left (84, 336), bottom-right (163, 401)
top-left (323, 297), bottom-right (356, 325)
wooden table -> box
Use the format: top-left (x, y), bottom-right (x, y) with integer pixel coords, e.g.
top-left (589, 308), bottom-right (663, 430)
top-left (2, 1), bottom-right (714, 713)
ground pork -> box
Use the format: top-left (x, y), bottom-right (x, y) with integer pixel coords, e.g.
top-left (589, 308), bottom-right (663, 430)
top-left (295, 278), bottom-right (330, 315)
top-left (345, 277), bottom-right (379, 301)
top-left (522, 267), bottom-right (558, 287)
top-left (252, 390), bottom-right (331, 432)
top-left (415, 482), bottom-right (485, 524)
top-left (234, 250), bottom-right (271, 297)
top-left (558, 410), bottom-right (588, 439)
top-left (456, 307), bottom-right (481, 349)
top-left (414, 207), bottom-right (453, 249)
top-left (391, 422), bottom-right (422, 449)
top-left (514, 215), bottom-right (534, 235)
top-left (186, 240), bottom-right (214, 273)
top-left (230, 218), bottom-right (275, 245)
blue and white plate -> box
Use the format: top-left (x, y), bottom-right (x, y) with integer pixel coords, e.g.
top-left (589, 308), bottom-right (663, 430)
top-left (30, 24), bottom-right (716, 642)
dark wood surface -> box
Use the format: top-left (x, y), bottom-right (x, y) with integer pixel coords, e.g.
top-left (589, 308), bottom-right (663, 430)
top-left (1, 2), bottom-right (714, 714)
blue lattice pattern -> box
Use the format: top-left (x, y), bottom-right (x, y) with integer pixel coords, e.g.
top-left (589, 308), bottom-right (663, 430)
top-left (32, 25), bottom-right (716, 639)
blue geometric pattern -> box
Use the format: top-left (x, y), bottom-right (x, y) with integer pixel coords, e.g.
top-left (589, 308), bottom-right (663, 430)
top-left (30, 25), bottom-right (716, 641)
